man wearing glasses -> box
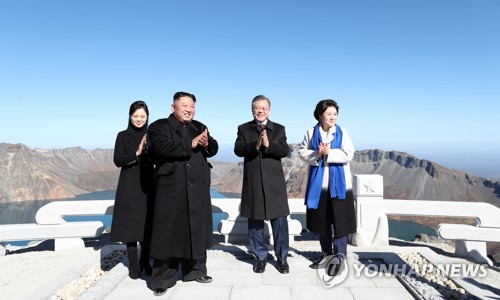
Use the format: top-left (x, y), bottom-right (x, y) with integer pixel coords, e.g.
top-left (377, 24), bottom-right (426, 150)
top-left (234, 95), bottom-right (291, 274)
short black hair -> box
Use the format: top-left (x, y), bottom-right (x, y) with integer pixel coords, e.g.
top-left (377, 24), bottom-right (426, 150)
top-left (251, 95), bottom-right (271, 108)
top-left (314, 99), bottom-right (339, 121)
top-left (173, 91), bottom-right (196, 103)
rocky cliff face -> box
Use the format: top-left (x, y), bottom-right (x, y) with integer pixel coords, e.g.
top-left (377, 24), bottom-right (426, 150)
top-left (0, 143), bottom-right (118, 202)
top-left (2, 142), bottom-right (499, 207)
top-left (352, 149), bottom-right (499, 206)
top-left (213, 144), bottom-right (500, 207)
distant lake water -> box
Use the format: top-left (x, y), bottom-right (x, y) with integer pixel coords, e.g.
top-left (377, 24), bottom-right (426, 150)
top-left (0, 188), bottom-right (226, 223)
top-left (0, 190), bottom-right (118, 226)
top-left (388, 219), bottom-right (436, 241)
top-left (0, 189), bottom-right (228, 246)
top-left (1, 190), bottom-right (435, 245)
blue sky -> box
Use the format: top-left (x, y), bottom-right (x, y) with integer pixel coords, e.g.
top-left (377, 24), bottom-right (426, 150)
top-left (1, 0), bottom-right (499, 179)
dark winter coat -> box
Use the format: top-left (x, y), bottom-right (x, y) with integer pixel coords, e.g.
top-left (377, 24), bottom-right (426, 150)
top-left (306, 190), bottom-right (357, 236)
top-left (234, 120), bottom-right (290, 220)
top-left (148, 114), bottom-right (218, 260)
top-left (110, 126), bottom-right (155, 243)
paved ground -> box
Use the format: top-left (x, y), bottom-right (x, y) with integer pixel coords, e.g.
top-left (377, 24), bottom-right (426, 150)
top-left (1, 236), bottom-right (499, 300)
top-left (101, 246), bottom-right (414, 300)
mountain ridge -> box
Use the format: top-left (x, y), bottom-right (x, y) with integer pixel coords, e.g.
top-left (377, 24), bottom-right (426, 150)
top-left (213, 145), bottom-right (500, 207)
top-left (0, 143), bottom-right (117, 202)
top-left (1, 142), bottom-right (498, 207)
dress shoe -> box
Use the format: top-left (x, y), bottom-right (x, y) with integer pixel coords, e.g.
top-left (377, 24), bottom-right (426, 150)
top-left (153, 288), bottom-right (167, 296)
top-left (309, 255), bottom-right (328, 269)
top-left (127, 253), bottom-right (139, 279)
top-left (277, 260), bottom-right (289, 274)
top-left (253, 260), bottom-right (267, 273)
top-left (195, 275), bottom-right (213, 283)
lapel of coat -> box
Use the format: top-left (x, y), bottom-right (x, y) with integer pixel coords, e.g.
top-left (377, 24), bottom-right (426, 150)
top-left (167, 114), bottom-right (189, 138)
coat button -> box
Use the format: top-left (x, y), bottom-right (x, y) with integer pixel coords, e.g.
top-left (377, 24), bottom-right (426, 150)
top-left (186, 163), bottom-right (191, 168)
top-left (187, 181), bottom-right (192, 186)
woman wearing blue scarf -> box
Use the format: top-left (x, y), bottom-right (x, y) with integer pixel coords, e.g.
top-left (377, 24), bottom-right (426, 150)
top-left (298, 99), bottom-right (356, 270)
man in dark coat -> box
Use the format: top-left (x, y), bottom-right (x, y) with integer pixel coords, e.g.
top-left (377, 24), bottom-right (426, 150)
top-left (234, 95), bottom-right (291, 274)
top-left (148, 91), bottom-right (218, 296)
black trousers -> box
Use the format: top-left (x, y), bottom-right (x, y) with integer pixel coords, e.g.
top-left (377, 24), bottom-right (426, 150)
top-left (318, 192), bottom-right (348, 256)
top-left (150, 253), bottom-right (207, 290)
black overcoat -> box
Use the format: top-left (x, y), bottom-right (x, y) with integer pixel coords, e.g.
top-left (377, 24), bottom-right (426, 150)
top-left (306, 190), bottom-right (357, 237)
top-left (234, 120), bottom-right (290, 220)
top-left (110, 127), bottom-right (154, 243)
top-left (148, 114), bottom-right (218, 260)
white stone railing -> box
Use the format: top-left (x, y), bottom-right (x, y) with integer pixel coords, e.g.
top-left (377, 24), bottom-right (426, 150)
top-left (352, 174), bottom-right (500, 265)
top-left (0, 200), bottom-right (115, 255)
top-left (35, 200), bottom-right (115, 225)
top-left (212, 198), bottom-right (304, 245)
top-left (0, 198), bottom-right (304, 256)
top-left (2, 174), bottom-right (499, 265)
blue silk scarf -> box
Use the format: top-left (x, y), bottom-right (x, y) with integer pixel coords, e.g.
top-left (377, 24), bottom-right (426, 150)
top-left (304, 123), bottom-right (346, 209)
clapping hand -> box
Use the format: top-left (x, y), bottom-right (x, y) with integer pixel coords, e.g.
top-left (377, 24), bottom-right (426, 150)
top-left (261, 128), bottom-right (269, 148)
top-left (192, 129), bottom-right (208, 149)
top-left (136, 134), bottom-right (148, 156)
top-left (256, 128), bottom-right (269, 150)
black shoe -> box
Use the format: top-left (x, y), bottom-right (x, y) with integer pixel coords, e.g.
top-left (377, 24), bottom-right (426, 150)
top-left (309, 255), bottom-right (327, 269)
top-left (277, 260), bottom-right (289, 274)
top-left (128, 256), bottom-right (139, 279)
top-left (253, 260), bottom-right (267, 273)
top-left (195, 275), bottom-right (213, 283)
top-left (127, 244), bottom-right (140, 279)
top-left (153, 288), bottom-right (167, 296)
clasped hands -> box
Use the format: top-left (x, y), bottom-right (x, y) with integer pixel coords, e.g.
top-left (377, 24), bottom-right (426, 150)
top-left (256, 129), bottom-right (269, 150)
top-left (318, 142), bottom-right (330, 158)
top-left (192, 129), bottom-right (209, 149)
top-left (136, 134), bottom-right (148, 157)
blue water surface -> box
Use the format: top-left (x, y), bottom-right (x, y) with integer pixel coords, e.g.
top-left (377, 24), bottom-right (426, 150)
top-left (64, 189), bottom-right (229, 231)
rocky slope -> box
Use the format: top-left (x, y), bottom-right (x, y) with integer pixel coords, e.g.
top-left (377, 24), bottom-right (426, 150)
top-left (352, 149), bottom-right (500, 205)
top-left (215, 145), bottom-right (500, 207)
top-left (0, 143), bottom-right (117, 202)
top-left (1, 142), bottom-right (499, 208)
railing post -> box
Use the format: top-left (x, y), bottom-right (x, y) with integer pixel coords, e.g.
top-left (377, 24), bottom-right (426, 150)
top-left (351, 174), bottom-right (388, 247)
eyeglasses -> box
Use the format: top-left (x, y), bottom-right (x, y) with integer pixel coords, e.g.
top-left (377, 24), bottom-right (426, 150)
top-left (252, 106), bottom-right (269, 112)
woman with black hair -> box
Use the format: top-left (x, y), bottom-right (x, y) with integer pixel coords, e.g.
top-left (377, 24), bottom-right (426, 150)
top-left (298, 99), bottom-right (356, 271)
top-left (110, 100), bottom-right (155, 279)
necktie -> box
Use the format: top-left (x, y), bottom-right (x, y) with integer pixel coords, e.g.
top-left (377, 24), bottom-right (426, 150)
top-left (259, 124), bottom-right (265, 131)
